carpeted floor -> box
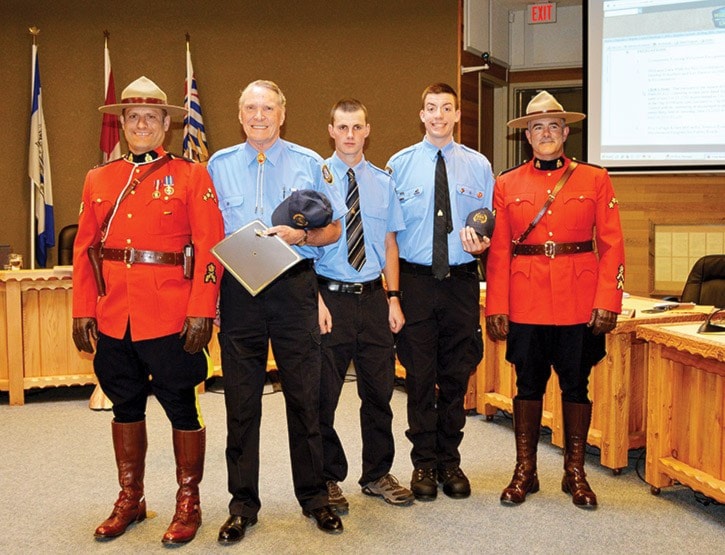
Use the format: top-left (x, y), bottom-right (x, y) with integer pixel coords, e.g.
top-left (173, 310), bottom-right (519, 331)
top-left (0, 378), bottom-right (722, 554)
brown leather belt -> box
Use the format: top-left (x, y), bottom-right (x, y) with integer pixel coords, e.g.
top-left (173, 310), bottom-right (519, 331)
top-left (513, 240), bottom-right (593, 259)
top-left (101, 247), bottom-right (184, 266)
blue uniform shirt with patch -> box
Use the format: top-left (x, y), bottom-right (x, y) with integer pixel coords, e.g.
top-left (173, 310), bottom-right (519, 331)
top-left (207, 138), bottom-right (346, 259)
top-left (315, 153), bottom-right (405, 283)
top-left (386, 138), bottom-right (493, 266)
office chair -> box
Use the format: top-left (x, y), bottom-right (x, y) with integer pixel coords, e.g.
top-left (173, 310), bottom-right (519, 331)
top-left (679, 254), bottom-right (725, 308)
top-left (58, 224), bottom-right (78, 266)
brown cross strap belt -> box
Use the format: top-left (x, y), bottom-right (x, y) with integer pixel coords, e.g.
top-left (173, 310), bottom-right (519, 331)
top-left (513, 240), bottom-right (593, 259)
top-left (101, 247), bottom-right (185, 266)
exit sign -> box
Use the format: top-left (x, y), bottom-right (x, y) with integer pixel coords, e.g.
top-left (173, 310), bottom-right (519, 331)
top-left (527, 2), bottom-right (557, 24)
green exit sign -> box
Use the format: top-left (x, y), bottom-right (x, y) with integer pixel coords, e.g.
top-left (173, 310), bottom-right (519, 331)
top-left (527, 2), bottom-right (557, 24)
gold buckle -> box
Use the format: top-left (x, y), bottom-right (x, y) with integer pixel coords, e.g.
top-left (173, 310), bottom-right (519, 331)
top-left (123, 247), bottom-right (135, 267)
top-left (544, 240), bottom-right (556, 259)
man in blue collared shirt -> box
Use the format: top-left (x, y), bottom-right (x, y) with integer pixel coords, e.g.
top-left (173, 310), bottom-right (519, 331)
top-left (207, 80), bottom-right (346, 541)
top-left (315, 99), bottom-right (413, 514)
top-left (386, 83), bottom-right (493, 501)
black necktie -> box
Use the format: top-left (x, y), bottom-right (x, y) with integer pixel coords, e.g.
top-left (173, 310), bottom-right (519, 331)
top-left (346, 168), bottom-right (366, 271)
top-left (432, 150), bottom-right (452, 280)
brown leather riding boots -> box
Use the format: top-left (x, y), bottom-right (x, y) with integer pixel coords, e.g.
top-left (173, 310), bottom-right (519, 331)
top-left (162, 427), bottom-right (206, 544)
top-left (561, 401), bottom-right (598, 509)
top-left (95, 420), bottom-right (148, 539)
top-left (501, 398), bottom-right (542, 505)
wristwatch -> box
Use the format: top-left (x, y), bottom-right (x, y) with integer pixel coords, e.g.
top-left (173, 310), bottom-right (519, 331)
top-left (386, 290), bottom-right (402, 299)
top-left (296, 229), bottom-right (308, 246)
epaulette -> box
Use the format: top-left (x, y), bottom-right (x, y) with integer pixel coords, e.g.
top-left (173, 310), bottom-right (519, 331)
top-left (497, 160), bottom-right (528, 177)
top-left (367, 160), bottom-right (392, 178)
top-left (386, 143), bottom-right (418, 165)
top-left (287, 142), bottom-right (324, 163)
top-left (93, 157), bottom-right (126, 169)
top-left (167, 152), bottom-right (196, 163)
top-left (571, 159), bottom-right (603, 170)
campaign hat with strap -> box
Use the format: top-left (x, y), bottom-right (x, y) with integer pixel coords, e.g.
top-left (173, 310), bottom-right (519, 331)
top-left (98, 76), bottom-right (187, 118)
top-left (507, 90), bottom-right (586, 129)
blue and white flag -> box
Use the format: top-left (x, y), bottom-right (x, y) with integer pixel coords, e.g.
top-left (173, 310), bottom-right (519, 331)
top-left (28, 43), bottom-right (54, 268)
top-left (183, 42), bottom-right (209, 162)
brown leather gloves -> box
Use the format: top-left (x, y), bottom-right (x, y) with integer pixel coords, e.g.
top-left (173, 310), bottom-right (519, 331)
top-left (486, 314), bottom-right (510, 341)
top-left (73, 317), bottom-right (99, 354)
top-left (180, 316), bottom-right (213, 354)
top-left (587, 308), bottom-right (618, 335)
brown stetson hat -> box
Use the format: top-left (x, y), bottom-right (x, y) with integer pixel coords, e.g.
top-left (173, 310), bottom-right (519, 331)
top-left (507, 90), bottom-right (585, 129)
top-left (98, 76), bottom-right (186, 118)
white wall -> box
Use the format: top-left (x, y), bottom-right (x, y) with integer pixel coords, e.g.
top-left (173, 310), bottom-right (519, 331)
top-left (464, 1), bottom-right (583, 70)
top-left (508, 4), bottom-right (583, 69)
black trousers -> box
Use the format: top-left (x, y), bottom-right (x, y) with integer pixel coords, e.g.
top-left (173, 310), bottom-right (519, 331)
top-left (94, 324), bottom-right (206, 430)
top-left (505, 322), bottom-right (606, 403)
top-left (218, 266), bottom-right (327, 518)
top-left (319, 286), bottom-right (396, 486)
top-left (396, 264), bottom-right (482, 471)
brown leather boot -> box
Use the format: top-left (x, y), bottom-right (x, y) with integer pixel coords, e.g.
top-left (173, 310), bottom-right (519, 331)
top-left (95, 420), bottom-right (147, 539)
top-left (162, 428), bottom-right (206, 544)
top-left (561, 401), bottom-right (597, 509)
top-left (501, 398), bottom-right (542, 505)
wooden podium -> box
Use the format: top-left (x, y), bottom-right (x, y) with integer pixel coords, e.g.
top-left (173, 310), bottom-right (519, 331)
top-left (637, 322), bottom-right (725, 503)
top-left (0, 269), bottom-right (96, 405)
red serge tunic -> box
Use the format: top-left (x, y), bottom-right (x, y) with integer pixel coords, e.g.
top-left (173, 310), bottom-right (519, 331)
top-left (485, 157), bottom-right (625, 325)
top-left (72, 152), bottom-right (224, 341)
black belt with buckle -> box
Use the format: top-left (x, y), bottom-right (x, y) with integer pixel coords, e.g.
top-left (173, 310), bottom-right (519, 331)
top-left (318, 276), bottom-right (383, 294)
top-left (399, 260), bottom-right (478, 277)
top-left (513, 240), bottom-right (594, 259)
top-left (101, 247), bottom-right (184, 266)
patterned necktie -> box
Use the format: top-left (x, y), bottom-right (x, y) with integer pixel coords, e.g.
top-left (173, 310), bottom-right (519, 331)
top-left (345, 168), bottom-right (366, 271)
top-left (432, 150), bottom-right (452, 280)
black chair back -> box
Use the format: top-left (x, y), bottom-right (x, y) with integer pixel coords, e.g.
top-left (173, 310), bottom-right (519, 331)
top-left (58, 224), bottom-right (78, 266)
top-left (680, 254), bottom-right (725, 308)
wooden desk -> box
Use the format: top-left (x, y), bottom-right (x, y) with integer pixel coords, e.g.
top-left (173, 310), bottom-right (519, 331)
top-left (476, 295), bottom-right (713, 472)
top-left (637, 322), bottom-right (725, 503)
top-left (1, 269), bottom-right (96, 405)
top-left (0, 269), bottom-right (275, 404)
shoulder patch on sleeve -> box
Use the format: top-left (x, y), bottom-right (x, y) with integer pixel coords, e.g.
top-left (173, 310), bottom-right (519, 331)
top-left (322, 164), bottom-right (334, 184)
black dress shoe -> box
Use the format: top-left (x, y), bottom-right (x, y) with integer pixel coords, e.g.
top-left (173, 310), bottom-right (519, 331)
top-left (438, 466), bottom-right (471, 499)
top-left (217, 514), bottom-right (257, 544)
top-left (302, 505), bottom-right (343, 534)
top-left (411, 467), bottom-right (438, 501)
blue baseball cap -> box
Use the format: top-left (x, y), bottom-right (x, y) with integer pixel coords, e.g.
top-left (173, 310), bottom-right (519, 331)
top-left (271, 189), bottom-right (333, 229)
top-left (465, 208), bottom-right (495, 238)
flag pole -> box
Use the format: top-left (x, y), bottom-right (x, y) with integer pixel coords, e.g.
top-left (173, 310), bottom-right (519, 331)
top-left (29, 26), bottom-right (40, 269)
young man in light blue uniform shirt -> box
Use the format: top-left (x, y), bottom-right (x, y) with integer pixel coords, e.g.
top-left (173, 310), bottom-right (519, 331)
top-left (386, 82), bottom-right (493, 501)
top-left (207, 80), bottom-right (346, 542)
top-left (315, 99), bottom-right (414, 514)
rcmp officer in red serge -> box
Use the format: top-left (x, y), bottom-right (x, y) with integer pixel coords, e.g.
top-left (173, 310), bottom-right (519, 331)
top-left (72, 76), bottom-right (224, 543)
top-left (485, 91), bottom-right (625, 509)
